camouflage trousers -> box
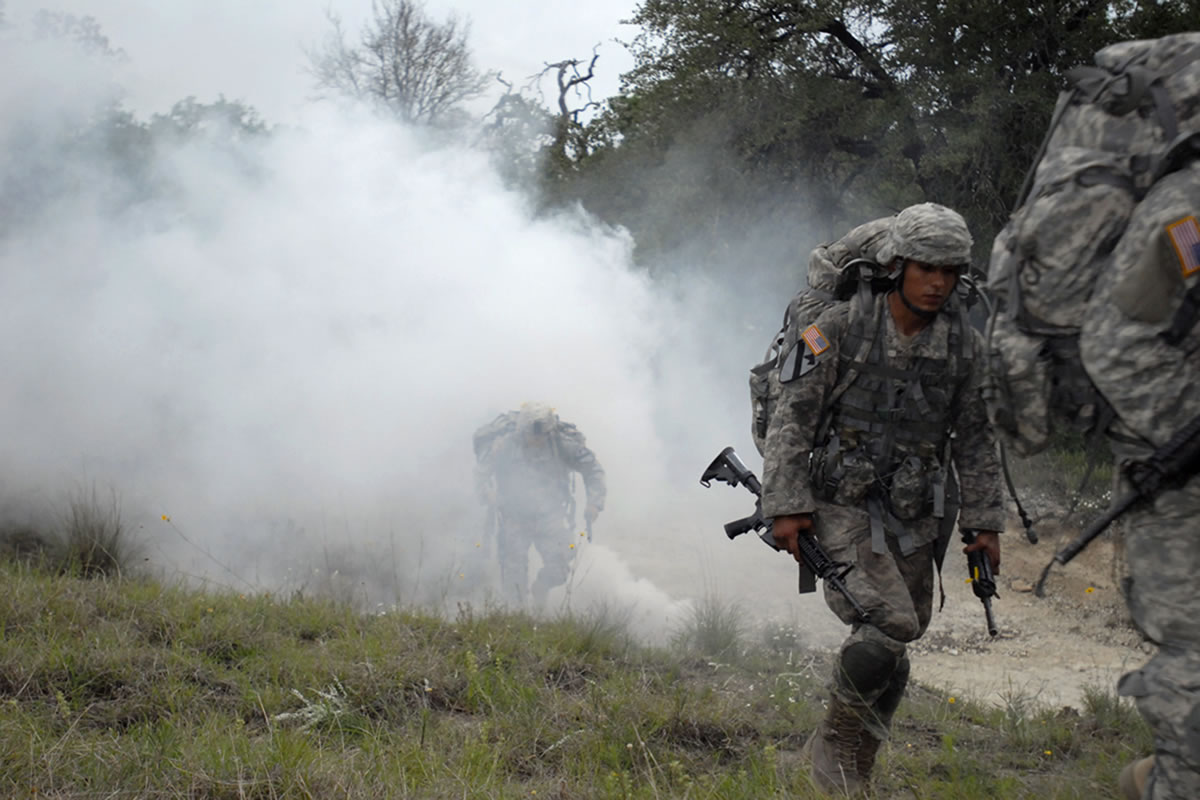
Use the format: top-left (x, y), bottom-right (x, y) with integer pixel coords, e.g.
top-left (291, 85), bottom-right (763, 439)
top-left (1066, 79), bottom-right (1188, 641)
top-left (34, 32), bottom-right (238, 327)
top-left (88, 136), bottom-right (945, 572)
top-left (1117, 479), bottom-right (1200, 800)
top-left (814, 502), bottom-right (938, 733)
top-left (496, 510), bottom-right (575, 608)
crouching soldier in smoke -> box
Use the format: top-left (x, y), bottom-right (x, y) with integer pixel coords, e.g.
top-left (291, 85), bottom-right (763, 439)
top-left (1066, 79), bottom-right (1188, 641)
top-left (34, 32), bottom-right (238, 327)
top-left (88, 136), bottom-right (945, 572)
top-left (472, 403), bottom-right (605, 609)
top-left (762, 204), bottom-right (1005, 794)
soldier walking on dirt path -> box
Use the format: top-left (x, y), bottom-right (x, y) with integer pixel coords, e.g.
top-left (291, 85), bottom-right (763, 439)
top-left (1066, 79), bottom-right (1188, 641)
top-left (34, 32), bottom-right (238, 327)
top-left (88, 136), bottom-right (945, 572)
top-left (761, 204), bottom-right (1006, 795)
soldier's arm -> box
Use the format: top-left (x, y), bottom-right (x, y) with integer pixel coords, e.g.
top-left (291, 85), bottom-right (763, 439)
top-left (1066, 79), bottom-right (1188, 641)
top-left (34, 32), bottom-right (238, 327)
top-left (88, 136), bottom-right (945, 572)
top-left (560, 427), bottom-right (606, 512)
top-left (950, 331), bottom-right (1006, 534)
top-left (760, 307), bottom-right (845, 519)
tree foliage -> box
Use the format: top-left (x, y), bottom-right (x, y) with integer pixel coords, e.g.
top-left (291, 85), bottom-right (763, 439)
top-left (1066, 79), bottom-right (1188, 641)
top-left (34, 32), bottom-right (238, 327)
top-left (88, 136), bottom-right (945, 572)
top-left (309, 0), bottom-right (491, 125)
top-left (549, 0), bottom-right (1200, 271)
top-left (31, 9), bottom-right (126, 60)
top-left (0, 6), bottom-right (270, 241)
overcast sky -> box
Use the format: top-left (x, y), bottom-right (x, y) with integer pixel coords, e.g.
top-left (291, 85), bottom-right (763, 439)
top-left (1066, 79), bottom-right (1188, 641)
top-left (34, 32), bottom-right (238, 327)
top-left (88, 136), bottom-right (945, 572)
top-left (5, 0), bottom-right (639, 122)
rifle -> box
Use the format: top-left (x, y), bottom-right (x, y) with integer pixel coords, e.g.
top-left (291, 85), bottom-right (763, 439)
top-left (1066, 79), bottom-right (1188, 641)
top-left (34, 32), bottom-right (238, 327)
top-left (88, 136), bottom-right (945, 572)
top-left (699, 446), bottom-right (870, 623)
top-left (962, 529), bottom-right (998, 636)
top-left (1035, 411), bottom-right (1200, 597)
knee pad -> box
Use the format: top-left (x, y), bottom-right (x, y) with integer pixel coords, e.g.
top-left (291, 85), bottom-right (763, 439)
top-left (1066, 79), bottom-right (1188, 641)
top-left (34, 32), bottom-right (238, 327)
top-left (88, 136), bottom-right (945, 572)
top-left (838, 641), bottom-right (900, 697)
top-left (874, 655), bottom-right (911, 717)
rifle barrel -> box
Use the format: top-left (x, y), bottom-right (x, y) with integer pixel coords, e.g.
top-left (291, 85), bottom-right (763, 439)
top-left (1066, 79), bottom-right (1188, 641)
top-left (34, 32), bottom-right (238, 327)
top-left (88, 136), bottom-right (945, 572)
top-left (1053, 491), bottom-right (1140, 567)
top-left (1034, 490), bottom-right (1141, 597)
top-left (982, 598), bottom-right (998, 636)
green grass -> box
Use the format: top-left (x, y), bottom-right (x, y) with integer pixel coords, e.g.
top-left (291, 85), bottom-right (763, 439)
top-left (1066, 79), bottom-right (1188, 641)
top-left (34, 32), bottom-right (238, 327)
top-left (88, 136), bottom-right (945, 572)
top-left (0, 484), bottom-right (139, 579)
top-left (0, 559), bottom-right (1153, 798)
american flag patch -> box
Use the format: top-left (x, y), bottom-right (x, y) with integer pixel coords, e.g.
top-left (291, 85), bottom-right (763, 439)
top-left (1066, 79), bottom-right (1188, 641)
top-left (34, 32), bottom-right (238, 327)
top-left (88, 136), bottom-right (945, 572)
top-left (1166, 216), bottom-right (1200, 278)
top-left (801, 324), bottom-right (829, 355)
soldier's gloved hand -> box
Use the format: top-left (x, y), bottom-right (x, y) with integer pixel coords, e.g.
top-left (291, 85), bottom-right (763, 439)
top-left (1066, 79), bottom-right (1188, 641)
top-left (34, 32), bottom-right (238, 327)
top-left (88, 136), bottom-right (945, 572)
top-left (963, 530), bottom-right (1001, 574)
top-left (584, 503), bottom-right (600, 526)
top-left (770, 514), bottom-right (814, 564)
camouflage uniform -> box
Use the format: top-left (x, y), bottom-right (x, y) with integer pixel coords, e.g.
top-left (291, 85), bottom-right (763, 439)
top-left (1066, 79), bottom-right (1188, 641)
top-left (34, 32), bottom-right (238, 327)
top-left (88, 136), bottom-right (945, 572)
top-left (761, 204), bottom-right (1005, 792)
top-left (474, 404), bottom-right (605, 608)
top-left (1078, 162), bottom-right (1200, 799)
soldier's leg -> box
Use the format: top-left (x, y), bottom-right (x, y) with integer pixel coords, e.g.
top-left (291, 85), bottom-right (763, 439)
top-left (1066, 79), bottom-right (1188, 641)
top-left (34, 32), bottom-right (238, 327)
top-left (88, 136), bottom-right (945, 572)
top-left (1118, 482), bottom-right (1200, 800)
top-left (805, 505), bottom-right (936, 793)
top-left (852, 529), bottom-right (935, 779)
top-left (496, 520), bottom-right (531, 607)
top-left (530, 517), bottom-right (574, 611)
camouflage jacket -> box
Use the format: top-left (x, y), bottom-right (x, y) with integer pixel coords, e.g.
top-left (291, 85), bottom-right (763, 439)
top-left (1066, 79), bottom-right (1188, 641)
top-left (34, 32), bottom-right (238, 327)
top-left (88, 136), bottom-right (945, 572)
top-left (1081, 161), bottom-right (1200, 457)
top-left (760, 294), bottom-right (1005, 539)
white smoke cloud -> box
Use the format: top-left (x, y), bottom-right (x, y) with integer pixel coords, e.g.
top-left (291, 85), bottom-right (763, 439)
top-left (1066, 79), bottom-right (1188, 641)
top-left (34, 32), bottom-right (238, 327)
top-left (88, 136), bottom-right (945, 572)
top-left (0, 14), bottom-right (845, 647)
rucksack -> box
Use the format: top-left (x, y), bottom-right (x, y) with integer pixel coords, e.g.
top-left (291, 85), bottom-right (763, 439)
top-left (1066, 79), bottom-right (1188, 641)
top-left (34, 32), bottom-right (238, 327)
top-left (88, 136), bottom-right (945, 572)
top-left (749, 216), bottom-right (892, 456)
top-left (984, 32), bottom-right (1200, 456)
top-left (472, 411), bottom-right (518, 459)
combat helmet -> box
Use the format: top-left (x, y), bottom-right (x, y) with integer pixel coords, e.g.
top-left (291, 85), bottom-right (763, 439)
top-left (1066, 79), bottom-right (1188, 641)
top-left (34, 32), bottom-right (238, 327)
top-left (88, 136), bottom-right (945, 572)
top-left (876, 202), bottom-right (973, 315)
top-left (516, 403), bottom-right (558, 438)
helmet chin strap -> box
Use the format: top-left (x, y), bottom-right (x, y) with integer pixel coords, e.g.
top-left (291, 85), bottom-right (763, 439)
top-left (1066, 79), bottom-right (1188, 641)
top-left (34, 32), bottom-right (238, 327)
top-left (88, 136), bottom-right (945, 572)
top-left (893, 262), bottom-right (939, 320)
top-left (898, 285), bottom-right (939, 319)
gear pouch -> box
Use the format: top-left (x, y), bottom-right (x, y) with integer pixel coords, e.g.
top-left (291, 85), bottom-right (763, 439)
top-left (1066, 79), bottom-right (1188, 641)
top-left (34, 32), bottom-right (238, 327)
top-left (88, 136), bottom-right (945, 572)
top-left (889, 455), bottom-right (931, 520)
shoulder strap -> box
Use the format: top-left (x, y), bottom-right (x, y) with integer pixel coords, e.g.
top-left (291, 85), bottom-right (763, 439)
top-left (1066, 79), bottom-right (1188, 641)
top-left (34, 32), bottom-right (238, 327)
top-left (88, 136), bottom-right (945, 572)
top-left (814, 295), bottom-right (886, 447)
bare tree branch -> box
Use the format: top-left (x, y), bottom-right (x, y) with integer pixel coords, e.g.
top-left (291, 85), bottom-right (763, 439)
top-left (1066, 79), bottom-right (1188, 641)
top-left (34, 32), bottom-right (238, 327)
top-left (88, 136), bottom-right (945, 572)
top-left (307, 0), bottom-right (490, 125)
top-left (545, 50), bottom-right (601, 123)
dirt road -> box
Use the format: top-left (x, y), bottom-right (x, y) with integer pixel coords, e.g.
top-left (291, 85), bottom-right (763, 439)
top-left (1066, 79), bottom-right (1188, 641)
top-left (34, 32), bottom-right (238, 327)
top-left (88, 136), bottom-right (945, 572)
top-left (600, 508), bottom-right (1146, 712)
top-left (909, 517), bottom-right (1145, 710)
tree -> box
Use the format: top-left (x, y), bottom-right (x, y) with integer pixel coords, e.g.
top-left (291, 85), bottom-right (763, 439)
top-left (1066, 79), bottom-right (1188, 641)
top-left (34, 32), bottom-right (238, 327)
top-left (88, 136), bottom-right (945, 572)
top-left (553, 0), bottom-right (1199, 271)
top-left (478, 51), bottom-right (606, 198)
top-left (308, 0), bottom-right (491, 125)
top-left (32, 9), bottom-right (126, 60)
top-left (480, 76), bottom-right (555, 189)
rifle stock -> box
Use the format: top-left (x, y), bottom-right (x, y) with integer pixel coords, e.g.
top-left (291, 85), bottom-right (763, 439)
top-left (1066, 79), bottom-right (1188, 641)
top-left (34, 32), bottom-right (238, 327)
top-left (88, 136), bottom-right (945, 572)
top-left (700, 446), bottom-right (869, 622)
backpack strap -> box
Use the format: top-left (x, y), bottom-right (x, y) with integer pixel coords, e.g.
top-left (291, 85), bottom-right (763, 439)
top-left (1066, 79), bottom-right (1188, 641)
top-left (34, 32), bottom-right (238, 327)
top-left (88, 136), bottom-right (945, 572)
top-left (1066, 44), bottom-right (1200, 173)
top-left (814, 293), bottom-right (886, 448)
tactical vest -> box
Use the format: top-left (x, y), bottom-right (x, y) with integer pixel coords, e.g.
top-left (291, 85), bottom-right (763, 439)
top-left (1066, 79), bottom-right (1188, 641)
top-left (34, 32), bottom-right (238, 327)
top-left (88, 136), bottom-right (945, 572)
top-left (811, 294), bottom-right (974, 554)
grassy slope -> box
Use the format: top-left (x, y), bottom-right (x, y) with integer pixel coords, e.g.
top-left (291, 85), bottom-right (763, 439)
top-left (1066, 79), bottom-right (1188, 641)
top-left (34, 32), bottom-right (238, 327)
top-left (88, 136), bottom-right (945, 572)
top-left (0, 561), bottom-right (1149, 799)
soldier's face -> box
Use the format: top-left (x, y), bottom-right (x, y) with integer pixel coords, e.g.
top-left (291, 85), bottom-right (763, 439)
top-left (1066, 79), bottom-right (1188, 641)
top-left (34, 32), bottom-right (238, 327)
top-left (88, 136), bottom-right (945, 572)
top-left (902, 259), bottom-right (959, 313)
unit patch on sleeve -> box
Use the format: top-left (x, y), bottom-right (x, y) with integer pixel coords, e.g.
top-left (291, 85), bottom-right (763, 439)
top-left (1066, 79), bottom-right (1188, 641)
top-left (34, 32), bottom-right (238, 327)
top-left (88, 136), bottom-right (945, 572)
top-left (1166, 216), bottom-right (1200, 278)
top-left (801, 324), bottom-right (830, 356)
top-left (780, 324), bottom-right (830, 383)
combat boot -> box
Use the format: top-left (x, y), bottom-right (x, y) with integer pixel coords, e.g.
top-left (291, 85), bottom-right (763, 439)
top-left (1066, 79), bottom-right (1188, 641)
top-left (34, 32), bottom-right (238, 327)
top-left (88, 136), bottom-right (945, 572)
top-left (803, 696), bottom-right (868, 796)
top-left (1118, 755), bottom-right (1154, 800)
